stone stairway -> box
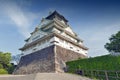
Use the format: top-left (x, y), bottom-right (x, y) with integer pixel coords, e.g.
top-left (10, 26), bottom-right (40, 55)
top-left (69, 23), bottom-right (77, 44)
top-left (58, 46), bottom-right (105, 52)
top-left (0, 73), bottom-right (92, 80)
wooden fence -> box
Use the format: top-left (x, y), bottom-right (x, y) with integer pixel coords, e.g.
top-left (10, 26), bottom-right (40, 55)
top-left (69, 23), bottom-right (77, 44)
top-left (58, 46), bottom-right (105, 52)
top-left (76, 70), bottom-right (120, 80)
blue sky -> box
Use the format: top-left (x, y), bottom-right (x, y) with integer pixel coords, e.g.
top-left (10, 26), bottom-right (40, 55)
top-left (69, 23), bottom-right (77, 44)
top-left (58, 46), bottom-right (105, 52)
top-left (0, 0), bottom-right (120, 57)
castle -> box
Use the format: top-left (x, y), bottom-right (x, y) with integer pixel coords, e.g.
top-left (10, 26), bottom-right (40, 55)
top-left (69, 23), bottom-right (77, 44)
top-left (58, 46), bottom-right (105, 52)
top-left (14, 11), bottom-right (88, 74)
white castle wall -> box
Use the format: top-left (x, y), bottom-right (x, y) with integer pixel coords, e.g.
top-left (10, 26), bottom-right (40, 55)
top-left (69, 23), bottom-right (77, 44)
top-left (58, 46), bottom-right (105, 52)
top-left (22, 36), bottom-right (87, 56)
top-left (22, 38), bottom-right (54, 56)
top-left (53, 36), bottom-right (87, 55)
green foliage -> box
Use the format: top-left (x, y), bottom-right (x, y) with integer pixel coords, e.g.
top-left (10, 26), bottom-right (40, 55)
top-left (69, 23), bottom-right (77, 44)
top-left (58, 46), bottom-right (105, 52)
top-left (0, 51), bottom-right (15, 74)
top-left (0, 64), bottom-right (3, 69)
top-left (0, 69), bottom-right (8, 74)
top-left (7, 63), bottom-right (16, 74)
top-left (66, 55), bottom-right (120, 79)
top-left (0, 52), bottom-right (11, 68)
top-left (105, 31), bottom-right (120, 53)
top-left (66, 55), bottom-right (120, 73)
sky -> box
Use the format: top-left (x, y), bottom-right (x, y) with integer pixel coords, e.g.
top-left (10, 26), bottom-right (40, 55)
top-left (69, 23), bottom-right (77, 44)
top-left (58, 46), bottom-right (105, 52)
top-left (0, 0), bottom-right (120, 57)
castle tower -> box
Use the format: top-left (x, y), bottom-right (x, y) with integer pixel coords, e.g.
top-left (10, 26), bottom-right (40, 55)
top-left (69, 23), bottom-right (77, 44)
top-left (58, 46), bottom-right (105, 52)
top-left (14, 11), bottom-right (88, 74)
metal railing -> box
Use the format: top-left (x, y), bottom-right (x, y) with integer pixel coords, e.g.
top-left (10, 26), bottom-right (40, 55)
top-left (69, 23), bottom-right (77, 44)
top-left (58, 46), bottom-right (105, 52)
top-left (76, 70), bottom-right (120, 80)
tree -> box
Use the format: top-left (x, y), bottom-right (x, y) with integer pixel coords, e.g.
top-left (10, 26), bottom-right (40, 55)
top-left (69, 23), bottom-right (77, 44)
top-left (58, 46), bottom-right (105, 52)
top-left (0, 52), bottom-right (15, 74)
top-left (0, 52), bottom-right (11, 69)
top-left (105, 31), bottom-right (120, 53)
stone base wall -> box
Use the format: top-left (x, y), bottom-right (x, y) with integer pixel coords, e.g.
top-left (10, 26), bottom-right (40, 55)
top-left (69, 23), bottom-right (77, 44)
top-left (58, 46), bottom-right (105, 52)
top-left (13, 45), bottom-right (55, 74)
top-left (55, 45), bottom-right (87, 73)
top-left (14, 45), bottom-right (87, 74)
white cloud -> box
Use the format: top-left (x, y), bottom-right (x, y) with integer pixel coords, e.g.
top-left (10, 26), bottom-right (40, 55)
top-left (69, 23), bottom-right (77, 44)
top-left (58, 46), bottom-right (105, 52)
top-left (81, 25), bottom-right (120, 57)
top-left (1, 2), bottom-right (38, 38)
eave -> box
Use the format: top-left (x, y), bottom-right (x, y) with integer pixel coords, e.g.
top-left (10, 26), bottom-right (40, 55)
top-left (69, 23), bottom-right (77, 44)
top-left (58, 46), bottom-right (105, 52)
top-left (19, 32), bottom-right (88, 51)
top-left (41, 19), bottom-right (83, 42)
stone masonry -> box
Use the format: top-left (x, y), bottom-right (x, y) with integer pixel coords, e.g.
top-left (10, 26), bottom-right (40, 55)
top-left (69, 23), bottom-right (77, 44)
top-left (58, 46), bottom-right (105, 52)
top-left (14, 45), bottom-right (87, 74)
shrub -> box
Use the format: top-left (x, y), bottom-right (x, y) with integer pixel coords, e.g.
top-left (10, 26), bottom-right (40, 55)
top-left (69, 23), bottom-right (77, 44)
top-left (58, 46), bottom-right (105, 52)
top-left (66, 55), bottom-right (120, 73)
top-left (0, 64), bottom-right (3, 69)
top-left (0, 69), bottom-right (8, 74)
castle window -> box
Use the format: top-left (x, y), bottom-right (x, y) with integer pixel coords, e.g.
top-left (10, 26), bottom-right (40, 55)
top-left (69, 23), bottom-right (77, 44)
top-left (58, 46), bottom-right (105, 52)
top-left (50, 41), bottom-right (59, 44)
top-left (33, 48), bottom-right (37, 52)
top-left (70, 47), bottom-right (73, 49)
